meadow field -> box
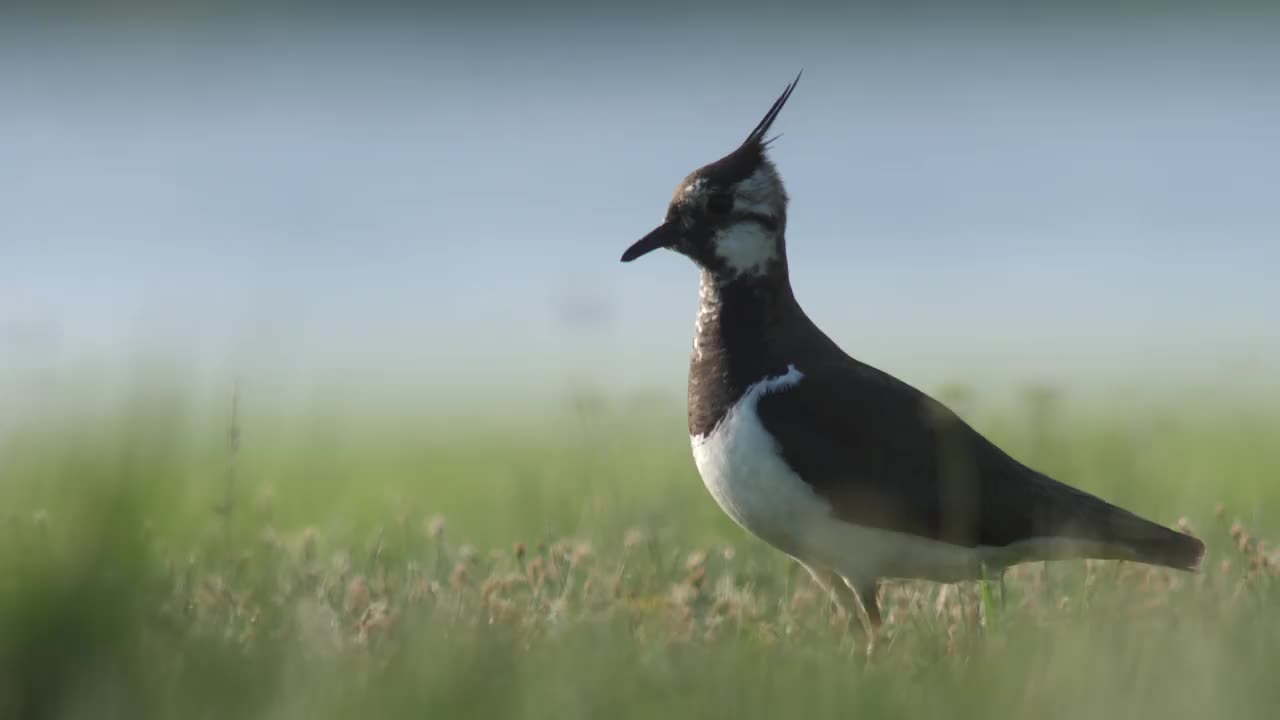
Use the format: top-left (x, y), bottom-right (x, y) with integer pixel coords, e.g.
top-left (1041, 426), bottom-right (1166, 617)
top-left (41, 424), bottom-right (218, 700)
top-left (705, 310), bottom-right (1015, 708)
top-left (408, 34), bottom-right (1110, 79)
top-left (2, 379), bottom-right (1279, 719)
top-left (5, 2), bottom-right (1279, 717)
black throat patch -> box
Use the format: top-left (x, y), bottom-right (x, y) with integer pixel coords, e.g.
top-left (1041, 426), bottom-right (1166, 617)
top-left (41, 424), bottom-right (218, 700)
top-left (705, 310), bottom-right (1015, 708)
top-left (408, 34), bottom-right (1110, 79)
top-left (687, 268), bottom-right (805, 437)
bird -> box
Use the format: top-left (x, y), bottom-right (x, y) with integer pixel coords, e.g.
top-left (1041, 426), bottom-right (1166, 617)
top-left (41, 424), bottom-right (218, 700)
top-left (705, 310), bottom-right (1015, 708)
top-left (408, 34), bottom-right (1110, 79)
top-left (619, 73), bottom-right (1205, 635)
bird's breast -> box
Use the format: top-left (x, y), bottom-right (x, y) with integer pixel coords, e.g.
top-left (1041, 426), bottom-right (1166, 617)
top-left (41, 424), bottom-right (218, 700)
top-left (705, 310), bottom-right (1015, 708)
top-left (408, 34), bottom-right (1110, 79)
top-left (689, 366), bottom-right (828, 554)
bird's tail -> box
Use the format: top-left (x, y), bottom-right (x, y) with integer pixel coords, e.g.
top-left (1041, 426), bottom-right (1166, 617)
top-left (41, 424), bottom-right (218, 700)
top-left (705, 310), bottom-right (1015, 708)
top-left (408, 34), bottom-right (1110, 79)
top-left (1113, 520), bottom-right (1205, 571)
top-left (1070, 502), bottom-right (1206, 572)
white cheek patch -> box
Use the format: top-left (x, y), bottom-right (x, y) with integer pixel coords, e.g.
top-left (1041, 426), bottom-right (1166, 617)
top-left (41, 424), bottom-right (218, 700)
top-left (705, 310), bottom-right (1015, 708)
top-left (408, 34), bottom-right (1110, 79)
top-left (732, 167), bottom-right (784, 217)
top-left (738, 167), bottom-right (776, 198)
top-left (713, 222), bottom-right (778, 277)
top-left (734, 198), bottom-right (774, 216)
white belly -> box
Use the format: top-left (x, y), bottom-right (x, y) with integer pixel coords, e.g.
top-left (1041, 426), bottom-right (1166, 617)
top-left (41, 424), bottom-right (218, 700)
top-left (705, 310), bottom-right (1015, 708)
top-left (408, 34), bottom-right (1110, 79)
top-left (690, 365), bottom-right (992, 583)
top-left (690, 365), bottom-right (827, 556)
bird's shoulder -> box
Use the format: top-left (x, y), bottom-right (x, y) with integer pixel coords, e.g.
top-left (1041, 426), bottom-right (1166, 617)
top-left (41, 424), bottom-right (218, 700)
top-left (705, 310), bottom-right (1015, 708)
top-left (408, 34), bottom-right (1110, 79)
top-left (755, 348), bottom-right (1061, 544)
top-left (759, 351), bottom-right (966, 467)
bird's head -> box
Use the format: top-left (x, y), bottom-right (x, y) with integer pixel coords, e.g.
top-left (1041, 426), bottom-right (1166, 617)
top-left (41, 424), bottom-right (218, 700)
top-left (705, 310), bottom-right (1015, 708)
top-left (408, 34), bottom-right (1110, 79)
top-left (621, 74), bottom-right (800, 282)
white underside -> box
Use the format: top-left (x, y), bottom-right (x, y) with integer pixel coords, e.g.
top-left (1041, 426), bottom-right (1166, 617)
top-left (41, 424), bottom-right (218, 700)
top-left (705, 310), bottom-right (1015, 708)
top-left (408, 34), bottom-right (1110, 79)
top-left (691, 367), bottom-right (1090, 588)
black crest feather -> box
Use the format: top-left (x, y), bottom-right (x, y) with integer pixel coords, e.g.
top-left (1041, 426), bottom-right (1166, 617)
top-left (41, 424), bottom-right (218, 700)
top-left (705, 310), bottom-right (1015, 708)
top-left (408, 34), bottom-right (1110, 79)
top-left (689, 72), bottom-right (802, 188)
top-left (740, 71), bottom-right (801, 150)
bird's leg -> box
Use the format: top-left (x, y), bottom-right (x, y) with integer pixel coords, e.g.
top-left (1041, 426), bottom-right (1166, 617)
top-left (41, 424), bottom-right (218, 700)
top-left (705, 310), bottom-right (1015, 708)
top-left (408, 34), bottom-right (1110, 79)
top-left (802, 564), bottom-right (859, 623)
top-left (802, 565), bottom-right (881, 654)
top-left (845, 576), bottom-right (882, 655)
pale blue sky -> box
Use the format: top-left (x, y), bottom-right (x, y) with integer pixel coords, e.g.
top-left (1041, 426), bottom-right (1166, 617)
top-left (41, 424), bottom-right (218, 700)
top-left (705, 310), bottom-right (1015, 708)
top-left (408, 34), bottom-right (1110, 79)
top-left (2, 15), bottom-right (1278, 402)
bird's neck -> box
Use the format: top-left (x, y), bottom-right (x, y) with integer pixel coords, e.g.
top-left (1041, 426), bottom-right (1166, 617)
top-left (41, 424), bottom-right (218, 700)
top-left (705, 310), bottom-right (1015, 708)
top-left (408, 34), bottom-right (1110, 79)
top-left (688, 266), bottom-right (805, 436)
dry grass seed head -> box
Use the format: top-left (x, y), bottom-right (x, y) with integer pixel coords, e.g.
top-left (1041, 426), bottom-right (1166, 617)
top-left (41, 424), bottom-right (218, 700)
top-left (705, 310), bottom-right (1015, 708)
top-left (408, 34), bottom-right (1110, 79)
top-left (670, 582), bottom-right (696, 608)
top-left (685, 550), bottom-right (707, 571)
top-left (571, 542), bottom-right (593, 569)
top-left (526, 557), bottom-right (546, 588)
top-left (450, 563), bottom-right (470, 589)
top-left (686, 565), bottom-right (707, 590)
top-left (300, 527), bottom-right (318, 564)
top-left (346, 576), bottom-right (371, 614)
top-left (623, 528), bottom-right (647, 551)
top-left (426, 514), bottom-right (447, 540)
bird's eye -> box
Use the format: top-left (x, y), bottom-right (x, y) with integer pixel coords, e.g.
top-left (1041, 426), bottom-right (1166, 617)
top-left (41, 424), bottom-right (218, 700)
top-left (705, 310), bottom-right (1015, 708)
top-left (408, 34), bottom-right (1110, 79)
top-left (706, 193), bottom-right (734, 215)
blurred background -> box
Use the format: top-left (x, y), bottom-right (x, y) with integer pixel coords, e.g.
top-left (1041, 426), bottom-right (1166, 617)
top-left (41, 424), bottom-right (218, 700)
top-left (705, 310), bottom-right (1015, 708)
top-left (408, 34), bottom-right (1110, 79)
top-left (3, 1), bottom-right (1277, 417)
top-left (3, 4), bottom-right (1279, 719)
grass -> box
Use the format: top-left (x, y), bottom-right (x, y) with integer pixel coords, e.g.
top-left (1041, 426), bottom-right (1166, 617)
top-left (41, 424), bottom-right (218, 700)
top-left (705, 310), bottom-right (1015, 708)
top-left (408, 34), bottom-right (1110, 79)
top-left (1, 381), bottom-right (1279, 719)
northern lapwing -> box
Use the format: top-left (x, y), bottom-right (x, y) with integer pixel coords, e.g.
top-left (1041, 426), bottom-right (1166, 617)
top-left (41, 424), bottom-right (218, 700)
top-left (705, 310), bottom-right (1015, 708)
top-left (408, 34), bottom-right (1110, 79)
top-left (620, 74), bottom-right (1204, 633)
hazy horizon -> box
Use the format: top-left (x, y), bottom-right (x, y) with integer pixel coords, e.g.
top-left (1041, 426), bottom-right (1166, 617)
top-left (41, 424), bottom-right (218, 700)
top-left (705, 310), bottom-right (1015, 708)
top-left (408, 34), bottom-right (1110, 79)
top-left (4, 10), bottom-right (1278, 405)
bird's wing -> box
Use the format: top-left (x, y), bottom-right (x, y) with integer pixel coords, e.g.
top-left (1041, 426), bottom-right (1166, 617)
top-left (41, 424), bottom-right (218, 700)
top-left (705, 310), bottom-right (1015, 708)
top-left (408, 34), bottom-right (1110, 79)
top-left (754, 359), bottom-right (1154, 550)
